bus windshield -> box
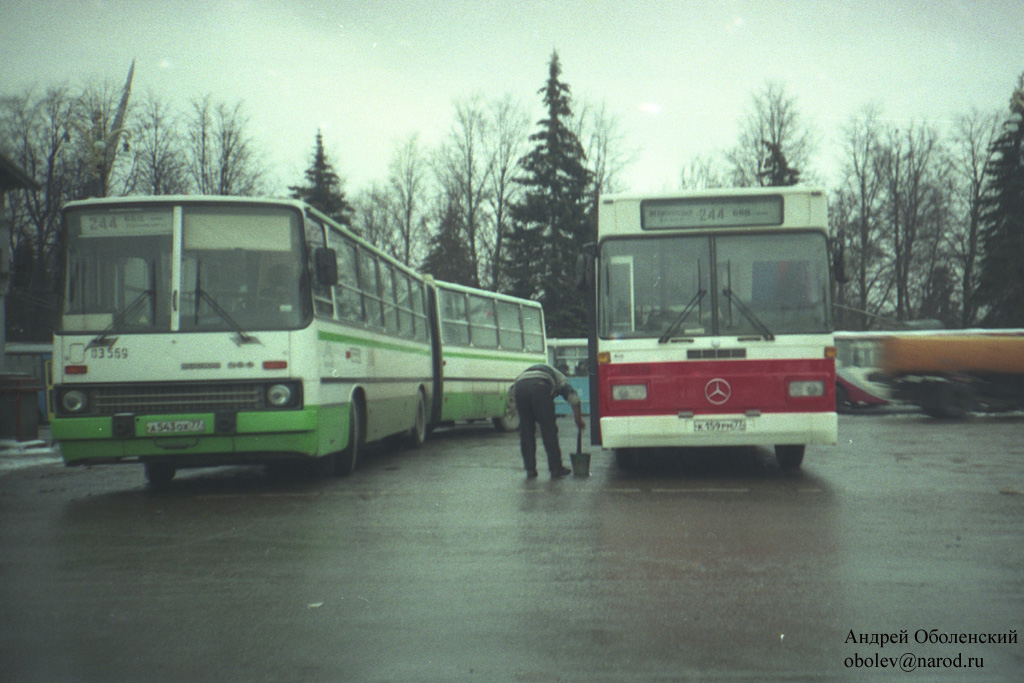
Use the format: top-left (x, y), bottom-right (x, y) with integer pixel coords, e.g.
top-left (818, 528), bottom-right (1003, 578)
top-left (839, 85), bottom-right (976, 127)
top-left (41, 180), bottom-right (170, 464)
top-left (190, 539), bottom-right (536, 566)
top-left (62, 204), bottom-right (309, 334)
top-left (599, 231), bottom-right (831, 339)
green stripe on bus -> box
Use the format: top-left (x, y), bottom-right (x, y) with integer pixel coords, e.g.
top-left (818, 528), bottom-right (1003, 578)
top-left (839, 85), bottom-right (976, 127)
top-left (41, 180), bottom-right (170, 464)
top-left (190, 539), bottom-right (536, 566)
top-left (317, 329), bottom-right (431, 356)
top-left (439, 391), bottom-right (508, 422)
top-left (441, 349), bottom-right (547, 363)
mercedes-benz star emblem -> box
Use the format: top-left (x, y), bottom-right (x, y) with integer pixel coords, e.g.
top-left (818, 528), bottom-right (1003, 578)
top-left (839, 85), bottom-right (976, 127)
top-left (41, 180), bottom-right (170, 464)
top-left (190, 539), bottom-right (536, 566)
top-left (704, 378), bottom-right (732, 405)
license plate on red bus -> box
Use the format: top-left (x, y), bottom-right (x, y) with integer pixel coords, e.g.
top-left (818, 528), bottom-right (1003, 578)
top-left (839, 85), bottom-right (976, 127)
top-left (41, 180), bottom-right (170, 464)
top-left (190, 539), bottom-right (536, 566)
top-left (693, 418), bottom-right (747, 433)
top-left (146, 419), bottom-right (206, 435)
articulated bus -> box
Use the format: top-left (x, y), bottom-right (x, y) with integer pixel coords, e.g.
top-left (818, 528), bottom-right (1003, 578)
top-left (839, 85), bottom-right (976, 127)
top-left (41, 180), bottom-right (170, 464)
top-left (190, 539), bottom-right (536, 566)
top-left (430, 278), bottom-right (546, 430)
top-left (584, 187), bottom-right (838, 469)
top-left (50, 196), bottom-right (545, 485)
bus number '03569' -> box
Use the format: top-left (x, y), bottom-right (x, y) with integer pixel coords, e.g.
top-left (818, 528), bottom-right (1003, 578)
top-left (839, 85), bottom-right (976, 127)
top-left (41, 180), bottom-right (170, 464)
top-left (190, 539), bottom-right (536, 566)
top-left (90, 347), bottom-right (128, 359)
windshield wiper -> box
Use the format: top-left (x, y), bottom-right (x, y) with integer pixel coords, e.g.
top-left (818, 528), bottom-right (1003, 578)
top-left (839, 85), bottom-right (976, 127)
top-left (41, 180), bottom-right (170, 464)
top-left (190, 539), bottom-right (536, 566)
top-left (87, 288), bottom-right (154, 350)
top-left (87, 260), bottom-right (157, 349)
top-left (721, 288), bottom-right (775, 341)
top-left (658, 289), bottom-right (707, 343)
top-left (194, 262), bottom-right (260, 346)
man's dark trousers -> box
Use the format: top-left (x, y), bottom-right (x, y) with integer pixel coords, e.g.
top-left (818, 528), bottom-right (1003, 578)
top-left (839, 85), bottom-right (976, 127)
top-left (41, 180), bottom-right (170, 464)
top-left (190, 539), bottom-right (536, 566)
top-left (513, 377), bottom-right (562, 473)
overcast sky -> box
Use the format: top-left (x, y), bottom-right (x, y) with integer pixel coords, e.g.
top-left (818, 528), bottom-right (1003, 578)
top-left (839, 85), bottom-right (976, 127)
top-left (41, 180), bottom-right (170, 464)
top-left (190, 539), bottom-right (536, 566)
top-left (3, 0), bottom-right (1023, 195)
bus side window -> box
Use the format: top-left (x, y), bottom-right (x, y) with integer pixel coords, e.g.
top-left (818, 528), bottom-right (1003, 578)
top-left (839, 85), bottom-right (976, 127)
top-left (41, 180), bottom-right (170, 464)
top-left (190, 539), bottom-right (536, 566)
top-left (441, 290), bottom-right (469, 346)
top-left (330, 237), bottom-right (360, 323)
top-left (411, 280), bottom-right (428, 342)
top-left (469, 294), bottom-right (498, 348)
top-left (497, 301), bottom-right (523, 351)
top-left (523, 306), bottom-right (544, 352)
top-left (395, 272), bottom-right (414, 339)
top-left (380, 263), bottom-right (399, 335)
top-left (358, 250), bottom-right (383, 328)
top-left (307, 219), bottom-right (334, 318)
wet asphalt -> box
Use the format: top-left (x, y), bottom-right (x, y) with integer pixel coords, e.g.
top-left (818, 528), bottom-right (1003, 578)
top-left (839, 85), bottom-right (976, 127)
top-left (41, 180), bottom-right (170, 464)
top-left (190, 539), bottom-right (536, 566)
top-left (1, 413), bottom-right (1022, 681)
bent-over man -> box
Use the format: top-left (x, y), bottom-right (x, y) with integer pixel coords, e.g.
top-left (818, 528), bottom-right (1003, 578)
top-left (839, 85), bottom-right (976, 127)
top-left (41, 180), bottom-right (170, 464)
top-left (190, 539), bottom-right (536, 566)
top-left (511, 363), bottom-right (586, 478)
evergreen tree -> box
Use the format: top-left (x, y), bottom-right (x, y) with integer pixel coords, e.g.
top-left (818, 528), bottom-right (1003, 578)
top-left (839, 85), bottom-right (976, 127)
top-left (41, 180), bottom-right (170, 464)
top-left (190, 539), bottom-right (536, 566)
top-left (290, 130), bottom-right (354, 226)
top-left (506, 51), bottom-right (594, 337)
top-left (975, 76), bottom-right (1024, 326)
top-left (420, 195), bottom-right (476, 286)
top-left (758, 139), bottom-right (801, 186)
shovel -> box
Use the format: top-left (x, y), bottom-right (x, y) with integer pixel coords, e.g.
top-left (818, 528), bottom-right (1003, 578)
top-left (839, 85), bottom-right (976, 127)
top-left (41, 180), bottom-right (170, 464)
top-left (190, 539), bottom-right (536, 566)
top-left (570, 426), bottom-right (590, 476)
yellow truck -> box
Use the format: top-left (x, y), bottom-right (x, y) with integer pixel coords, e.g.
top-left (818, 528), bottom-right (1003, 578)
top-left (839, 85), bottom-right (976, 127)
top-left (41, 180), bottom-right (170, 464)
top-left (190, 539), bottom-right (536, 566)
top-left (880, 332), bottom-right (1024, 418)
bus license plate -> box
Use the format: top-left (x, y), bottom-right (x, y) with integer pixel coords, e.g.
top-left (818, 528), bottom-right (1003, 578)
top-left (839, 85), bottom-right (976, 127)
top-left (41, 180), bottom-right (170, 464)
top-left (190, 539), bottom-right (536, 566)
top-left (694, 418), bottom-right (746, 433)
top-left (146, 420), bottom-right (206, 435)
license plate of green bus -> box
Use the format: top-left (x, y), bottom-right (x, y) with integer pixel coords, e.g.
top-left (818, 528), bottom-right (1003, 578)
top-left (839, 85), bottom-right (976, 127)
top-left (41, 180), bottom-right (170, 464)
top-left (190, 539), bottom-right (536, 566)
top-left (146, 419), bottom-right (206, 435)
top-left (693, 418), bottom-right (746, 433)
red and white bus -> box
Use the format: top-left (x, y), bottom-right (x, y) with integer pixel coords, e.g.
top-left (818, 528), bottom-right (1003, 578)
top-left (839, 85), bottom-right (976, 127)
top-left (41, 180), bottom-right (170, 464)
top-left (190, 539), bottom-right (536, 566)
top-left (583, 187), bottom-right (838, 469)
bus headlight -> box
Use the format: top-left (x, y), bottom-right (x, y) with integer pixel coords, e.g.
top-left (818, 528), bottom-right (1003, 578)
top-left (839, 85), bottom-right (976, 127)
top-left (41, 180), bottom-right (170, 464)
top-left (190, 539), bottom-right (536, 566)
top-left (61, 389), bottom-right (88, 413)
top-left (789, 380), bottom-right (824, 397)
top-left (611, 384), bottom-right (647, 401)
top-left (267, 384), bottom-right (293, 407)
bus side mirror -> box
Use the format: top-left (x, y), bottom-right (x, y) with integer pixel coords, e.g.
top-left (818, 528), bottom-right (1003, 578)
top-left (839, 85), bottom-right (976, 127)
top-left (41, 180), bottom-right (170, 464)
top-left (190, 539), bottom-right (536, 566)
top-left (314, 247), bottom-right (338, 286)
top-left (576, 243), bottom-right (595, 291)
top-left (832, 245), bottom-right (849, 284)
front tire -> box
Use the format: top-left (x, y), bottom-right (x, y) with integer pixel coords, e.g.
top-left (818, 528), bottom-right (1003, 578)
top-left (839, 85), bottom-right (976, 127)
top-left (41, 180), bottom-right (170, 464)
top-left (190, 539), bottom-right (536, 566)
top-left (615, 448), bottom-right (638, 470)
top-left (336, 401), bottom-right (363, 476)
top-left (144, 462), bottom-right (176, 487)
top-left (775, 445), bottom-right (805, 470)
top-left (406, 391), bottom-right (427, 448)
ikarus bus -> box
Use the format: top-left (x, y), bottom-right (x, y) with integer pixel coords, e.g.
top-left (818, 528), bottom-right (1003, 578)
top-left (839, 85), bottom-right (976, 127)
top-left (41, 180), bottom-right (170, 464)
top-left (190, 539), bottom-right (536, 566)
top-left (50, 196), bottom-right (548, 486)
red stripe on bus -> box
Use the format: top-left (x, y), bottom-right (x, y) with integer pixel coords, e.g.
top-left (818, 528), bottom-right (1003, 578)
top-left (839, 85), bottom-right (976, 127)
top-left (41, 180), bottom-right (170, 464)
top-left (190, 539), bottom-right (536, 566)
top-left (599, 358), bottom-right (835, 417)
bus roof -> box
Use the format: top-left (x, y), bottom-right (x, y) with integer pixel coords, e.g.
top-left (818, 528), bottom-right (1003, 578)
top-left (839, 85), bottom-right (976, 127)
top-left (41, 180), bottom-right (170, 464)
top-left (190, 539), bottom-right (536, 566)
top-left (427, 277), bottom-right (543, 309)
top-left (599, 186), bottom-right (825, 205)
top-left (62, 195), bottom-right (307, 210)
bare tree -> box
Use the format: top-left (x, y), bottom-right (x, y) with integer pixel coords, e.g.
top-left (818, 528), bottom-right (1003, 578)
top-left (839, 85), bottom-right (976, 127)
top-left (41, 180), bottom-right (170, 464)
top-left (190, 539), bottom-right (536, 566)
top-left (0, 86), bottom-right (82, 338)
top-left (435, 95), bottom-right (494, 287)
top-left (836, 105), bottom-right (888, 329)
top-left (573, 98), bottom-right (635, 200)
top-left (485, 95), bottom-right (529, 290)
top-left (184, 95), bottom-right (265, 195)
top-left (724, 80), bottom-right (816, 187)
top-left (351, 181), bottom-right (393, 247)
top-left (949, 108), bottom-right (1000, 326)
top-left (127, 92), bottom-right (188, 195)
top-left (679, 153), bottom-right (726, 190)
top-left (876, 122), bottom-right (950, 322)
top-left (386, 133), bottom-right (430, 267)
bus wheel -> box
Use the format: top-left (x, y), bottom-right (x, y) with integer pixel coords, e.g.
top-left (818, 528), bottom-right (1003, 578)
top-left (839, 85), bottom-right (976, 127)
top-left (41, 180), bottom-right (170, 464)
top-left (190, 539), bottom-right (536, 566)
top-left (144, 462), bottom-right (176, 487)
top-left (775, 445), bottom-right (805, 470)
top-left (336, 402), bottom-right (363, 477)
top-left (614, 448), bottom-right (638, 470)
top-left (836, 383), bottom-right (853, 413)
top-left (406, 391), bottom-right (427, 448)
top-left (923, 381), bottom-right (975, 420)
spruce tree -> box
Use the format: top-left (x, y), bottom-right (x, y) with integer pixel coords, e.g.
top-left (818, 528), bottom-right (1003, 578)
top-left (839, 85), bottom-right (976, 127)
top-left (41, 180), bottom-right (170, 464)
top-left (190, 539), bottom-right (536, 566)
top-left (290, 130), bottom-right (354, 226)
top-left (506, 51), bottom-right (594, 337)
top-left (975, 76), bottom-right (1024, 326)
top-left (420, 196), bottom-right (477, 286)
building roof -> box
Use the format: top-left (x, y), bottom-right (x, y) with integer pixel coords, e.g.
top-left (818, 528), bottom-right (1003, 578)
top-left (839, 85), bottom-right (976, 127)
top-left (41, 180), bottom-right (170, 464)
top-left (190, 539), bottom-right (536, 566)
top-left (0, 154), bottom-right (40, 192)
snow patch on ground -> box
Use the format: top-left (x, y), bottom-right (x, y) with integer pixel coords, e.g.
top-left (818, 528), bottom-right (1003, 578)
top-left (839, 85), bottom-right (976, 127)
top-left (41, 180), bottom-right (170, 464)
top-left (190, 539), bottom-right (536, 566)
top-left (0, 436), bottom-right (61, 472)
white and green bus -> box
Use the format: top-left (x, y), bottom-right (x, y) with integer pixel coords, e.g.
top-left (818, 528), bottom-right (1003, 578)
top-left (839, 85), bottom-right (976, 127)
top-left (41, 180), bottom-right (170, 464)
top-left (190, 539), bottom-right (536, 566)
top-left (50, 196), bottom-right (544, 485)
top-left (428, 279), bottom-right (546, 431)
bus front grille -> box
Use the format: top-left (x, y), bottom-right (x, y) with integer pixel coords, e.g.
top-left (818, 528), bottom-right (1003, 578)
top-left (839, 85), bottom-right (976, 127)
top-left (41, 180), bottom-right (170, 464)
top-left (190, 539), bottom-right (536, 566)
top-left (93, 383), bottom-right (265, 415)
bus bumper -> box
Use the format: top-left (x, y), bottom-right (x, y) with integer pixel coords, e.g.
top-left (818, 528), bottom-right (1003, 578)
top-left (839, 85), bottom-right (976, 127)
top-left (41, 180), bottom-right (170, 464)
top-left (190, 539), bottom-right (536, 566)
top-left (599, 411), bottom-right (838, 450)
top-left (51, 405), bottom-right (346, 466)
